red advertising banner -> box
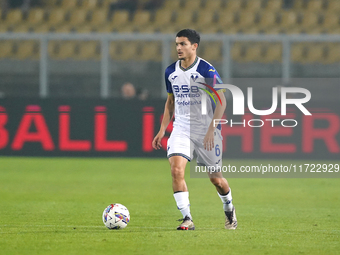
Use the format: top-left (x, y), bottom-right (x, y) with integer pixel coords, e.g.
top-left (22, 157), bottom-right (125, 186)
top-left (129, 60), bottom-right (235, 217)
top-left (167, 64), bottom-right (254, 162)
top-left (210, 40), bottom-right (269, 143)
top-left (0, 98), bottom-right (339, 159)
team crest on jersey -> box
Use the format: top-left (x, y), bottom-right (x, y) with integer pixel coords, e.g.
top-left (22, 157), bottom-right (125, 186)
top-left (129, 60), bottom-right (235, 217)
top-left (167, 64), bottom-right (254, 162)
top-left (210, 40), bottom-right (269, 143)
top-left (191, 74), bottom-right (199, 81)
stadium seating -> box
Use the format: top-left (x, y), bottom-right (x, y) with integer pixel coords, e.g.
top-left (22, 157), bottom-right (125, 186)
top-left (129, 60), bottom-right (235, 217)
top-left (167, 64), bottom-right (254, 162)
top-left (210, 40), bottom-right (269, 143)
top-left (0, 40), bottom-right (14, 58)
top-left (0, 0), bottom-right (340, 63)
top-left (202, 0), bottom-right (223, 11)
top-left (81, 0), bottom-right (100, 9)
top-left (15, 40), bottom-right (39, 60)
top-left (76, 41), bottom-right (101, 60)
top-left (265, 0), bottom-right (283, 11)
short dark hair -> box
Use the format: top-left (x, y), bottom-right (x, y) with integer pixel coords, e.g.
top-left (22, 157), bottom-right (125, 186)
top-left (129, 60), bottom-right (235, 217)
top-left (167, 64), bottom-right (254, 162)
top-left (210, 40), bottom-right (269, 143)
top-left (176, 29), bottom-right (200, 46)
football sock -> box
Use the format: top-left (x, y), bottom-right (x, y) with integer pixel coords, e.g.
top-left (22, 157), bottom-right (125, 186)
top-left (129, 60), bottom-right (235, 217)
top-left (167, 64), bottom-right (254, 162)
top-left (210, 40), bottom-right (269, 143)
top-left (218, 189), bottom-right (234, 212)
top-left (173, 191), bottom-right (192, 220)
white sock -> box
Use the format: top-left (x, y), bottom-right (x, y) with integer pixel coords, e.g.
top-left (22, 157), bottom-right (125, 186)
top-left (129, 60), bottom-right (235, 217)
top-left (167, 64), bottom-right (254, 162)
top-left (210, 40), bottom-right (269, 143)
top-left (173, 191), bottom-right (192, 219)
top-left (218, 189), bottom-right (234, 212)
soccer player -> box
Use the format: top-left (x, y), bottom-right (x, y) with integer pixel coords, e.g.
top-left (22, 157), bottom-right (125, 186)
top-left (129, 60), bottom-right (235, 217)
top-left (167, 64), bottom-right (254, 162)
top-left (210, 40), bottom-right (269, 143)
top-left (152, 29), bottom-right (237, 230)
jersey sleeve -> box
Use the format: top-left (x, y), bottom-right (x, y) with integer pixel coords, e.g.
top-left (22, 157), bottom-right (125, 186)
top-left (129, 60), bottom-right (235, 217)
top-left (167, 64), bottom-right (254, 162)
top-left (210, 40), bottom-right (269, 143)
top-left (165, 72), bottom-right (172, 94)
top-left (203, 65), bottom-right (223, 88)
top-left (165, 63), bottom-right (176, 94)
top-left (196, 60), bottom-right (223, 89)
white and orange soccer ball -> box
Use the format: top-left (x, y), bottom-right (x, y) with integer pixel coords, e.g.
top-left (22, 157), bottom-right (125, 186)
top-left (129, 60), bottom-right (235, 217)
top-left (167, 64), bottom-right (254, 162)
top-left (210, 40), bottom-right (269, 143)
top-left (102, 203), bottom-right (130, 229)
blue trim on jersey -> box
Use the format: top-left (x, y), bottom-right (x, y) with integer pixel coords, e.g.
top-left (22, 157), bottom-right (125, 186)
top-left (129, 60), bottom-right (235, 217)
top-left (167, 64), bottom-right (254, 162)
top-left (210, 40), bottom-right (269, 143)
top-left (197, 58), bottom-right (223, 131)
top-left (168, 153), bottom-right (191, 162)
top-left (165, 62), bottom-right (177, 94)
top-left (196, 59), bottom-right (223, 88)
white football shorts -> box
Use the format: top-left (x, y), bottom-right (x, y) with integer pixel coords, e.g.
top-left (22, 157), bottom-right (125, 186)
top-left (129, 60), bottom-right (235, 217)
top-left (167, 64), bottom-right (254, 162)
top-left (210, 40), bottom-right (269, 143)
top-left (167, 127), bottom-right (223, 167)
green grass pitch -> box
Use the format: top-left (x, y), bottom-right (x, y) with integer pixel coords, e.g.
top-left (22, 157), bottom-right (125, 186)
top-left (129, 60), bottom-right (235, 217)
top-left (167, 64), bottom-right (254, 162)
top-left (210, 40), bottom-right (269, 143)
top-left (0, 157), bottom-right (339, 255)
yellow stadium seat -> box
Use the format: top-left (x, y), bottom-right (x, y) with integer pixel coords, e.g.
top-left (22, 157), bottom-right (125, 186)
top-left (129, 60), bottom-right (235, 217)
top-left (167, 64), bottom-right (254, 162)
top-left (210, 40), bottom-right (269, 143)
top-left (257, 11), bottom-right (278, 31)
top-left (174, 10), bottom-right (194, 27)
top-left (201, 42), bottom-right (222, 62)
top-left (130, 10), bottom-right (151, 31)
top-left (265, 0), bottom-right (282, 11)
top-left (306, 26), bottom-right (324, 34)
top-left (110, 10), bottom-right (130, 29)
top-left (33, 23), bottom-right (51, 33)
top-left (196, 10), bottom-right (216, 29)
top-left (264, 27), bottom-right (281, 34)
top-left (217, 10), bottom-right (236, 30)
top-left (27, 8), bottom-right (45, 26)
top-left (45, 0), bottom-right (59, 7)
top-left (293, 0), bottom-right (305, 10)
top-left (326, 26), bottom-right (340, 34)
top-left (5, 9), bottom-right (23, 26)
top-left (82, 0), bottom-right (100, 9)
top-left (305, 43), bottom-right (325, 63)
top-left (12, 24), bottom-right (31, 33)
top-left (48, 41), bottom-right (58, 58)
top-left (262, 43), bottom-right (282, 63)
top-left (198, 26), bottom-right (219, 34)
top-left (244, 44), bottom-right (264, 62)
top-left (183, 0), bottom-right (202, 10)
top-left (244, 0), bottom-right (263, 11)
top-left (324, 43), bottom-right (340, 64)
top-left (15, 41), bottom-right (39, 60)
top-left (224, 0), bottom-right (243, 11)
top-left (76, 24), bottom-right (96, 33)
top-left (55, 41), bottom-right (77, 60)
top-left (90, 9), bottom-right (108, 27)
top-left (139, 42), bottom-right (162, 61)
top-left (300, 12), bottom-right (320, 31)
top-left (0, 24), bottom-right (9, 32)
top-left (322, 13), bottom-right (339, 31)
top-left (291, 43), bottom-right (307, 63)
top-left (279, 11), bottom-right (298, 30)
top-left (286, 26), bottom-right (303, 34)
top-left (242, 27), bottom-right (261, 34)
top-left (109, 41), bottom-right (119, 59)
top-left (61, 0), bottom-right (78, 10)
top-left (68, 9), bottom-right (89, 27)
top-left (160, 25), bottom-right (179, 34)
top-left (0, 41), bottom-right (14, 58)
top-left (170, 42), bottom-right (178, 61)
top-left (48, 9), bottom-right (67, 27)
top-left (202, 0), bottom-right (223, 11)
top-left (220, 26), bottom-right (239, 34)
top-left (163, 0), bottom-right (182, 9)
top-left (231, 42), bottom-right (246, 62)
top-left (113, 42), bottom-right (140, 61)
top-left (236, 11), bottom-right (257, 30)
top-left (306, 0), bottom-right (324, 12)
top-left (54, 24), bottom-right (73, 33)
top-left (101, 0), bottom-right (120, 8)
top-left (327, 0), bottom-right (340, 12)
top-left (76, 41), bottom-right (100, 60)
top-left (155, 9), bottom-right (174, 26)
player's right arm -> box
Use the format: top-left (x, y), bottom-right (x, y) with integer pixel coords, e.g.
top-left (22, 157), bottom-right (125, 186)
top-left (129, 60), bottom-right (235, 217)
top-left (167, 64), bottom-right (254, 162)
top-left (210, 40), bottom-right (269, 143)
top-left (152, 93), bottom-right (174, 150)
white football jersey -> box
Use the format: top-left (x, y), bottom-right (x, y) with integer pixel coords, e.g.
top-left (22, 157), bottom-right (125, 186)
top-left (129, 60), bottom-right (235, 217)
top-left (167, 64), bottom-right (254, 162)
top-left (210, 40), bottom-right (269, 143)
top-left (165, 56), bottom-right (223, 135)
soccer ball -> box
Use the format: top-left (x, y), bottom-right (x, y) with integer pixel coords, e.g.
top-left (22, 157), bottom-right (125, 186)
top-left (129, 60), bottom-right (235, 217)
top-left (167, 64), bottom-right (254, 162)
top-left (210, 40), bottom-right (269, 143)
top-left (102, 203), bottom-right (130, 229)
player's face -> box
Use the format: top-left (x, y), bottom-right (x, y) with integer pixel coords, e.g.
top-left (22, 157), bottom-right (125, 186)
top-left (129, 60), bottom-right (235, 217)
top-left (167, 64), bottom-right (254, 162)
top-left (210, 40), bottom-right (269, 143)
top-left (175, 37), bottom-right (197, 60)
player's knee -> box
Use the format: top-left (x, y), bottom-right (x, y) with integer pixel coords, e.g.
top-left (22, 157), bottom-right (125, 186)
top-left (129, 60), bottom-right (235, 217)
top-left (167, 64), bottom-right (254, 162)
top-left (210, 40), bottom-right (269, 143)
top-left (210, 178), bottom-right (223, 188)
top-left (171, 165), bottom-right (184, 180)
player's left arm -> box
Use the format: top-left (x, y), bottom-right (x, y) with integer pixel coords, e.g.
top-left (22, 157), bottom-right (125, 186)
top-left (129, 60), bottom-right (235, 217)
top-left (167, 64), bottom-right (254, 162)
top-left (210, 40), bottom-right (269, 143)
top-left (203, 90), bottom-right (226, 151)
